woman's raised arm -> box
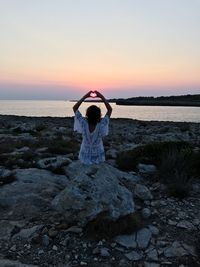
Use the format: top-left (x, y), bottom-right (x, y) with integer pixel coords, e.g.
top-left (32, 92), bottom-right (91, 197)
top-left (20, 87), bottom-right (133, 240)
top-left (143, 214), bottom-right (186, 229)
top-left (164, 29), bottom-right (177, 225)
top-left (95, 91), bottom-right (112, 117)
top-left (73, 91), bottom-right (92, 113)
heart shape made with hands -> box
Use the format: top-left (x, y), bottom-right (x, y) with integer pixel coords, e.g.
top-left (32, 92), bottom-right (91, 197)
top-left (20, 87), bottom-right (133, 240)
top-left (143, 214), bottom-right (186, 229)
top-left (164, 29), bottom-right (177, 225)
top-left (90, 91), bottom-right (97, 98)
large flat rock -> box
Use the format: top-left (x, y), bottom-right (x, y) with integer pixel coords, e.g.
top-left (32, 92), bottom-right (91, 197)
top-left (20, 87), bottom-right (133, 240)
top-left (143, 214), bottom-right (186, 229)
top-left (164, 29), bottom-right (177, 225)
top-left (52, 161), bottom-right (135, 226)
top-left (0, 168), bottom-right (69, 220)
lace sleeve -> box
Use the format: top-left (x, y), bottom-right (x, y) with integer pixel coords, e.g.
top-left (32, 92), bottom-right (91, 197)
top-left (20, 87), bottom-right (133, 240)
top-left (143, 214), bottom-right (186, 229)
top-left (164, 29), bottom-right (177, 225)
top-left (100, 113), bottom-right (109, 137)
top-left (74, 110), bottom-right (85, 134)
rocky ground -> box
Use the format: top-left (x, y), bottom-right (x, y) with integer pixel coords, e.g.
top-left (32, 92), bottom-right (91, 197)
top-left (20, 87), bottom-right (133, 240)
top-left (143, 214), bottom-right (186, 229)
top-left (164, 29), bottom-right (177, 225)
top-left (0, 115), bottom-right (200, 267)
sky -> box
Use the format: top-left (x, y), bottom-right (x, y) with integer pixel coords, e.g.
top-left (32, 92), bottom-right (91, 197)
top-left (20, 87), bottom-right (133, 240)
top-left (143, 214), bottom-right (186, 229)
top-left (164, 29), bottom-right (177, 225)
top-left (0, 0), bottom-right (200, 100)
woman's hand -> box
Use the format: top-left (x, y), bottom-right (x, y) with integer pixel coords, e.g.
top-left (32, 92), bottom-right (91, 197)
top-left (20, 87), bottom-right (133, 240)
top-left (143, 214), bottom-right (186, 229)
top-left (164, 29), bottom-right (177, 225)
top-left (83, 91), bottom-right (93, 99)
top-left (73, 91), bottom-right (92, 113)
top-left (94, 90), bottom-right (112, 117)
top-left (94, 90), bottom-right (105, 100)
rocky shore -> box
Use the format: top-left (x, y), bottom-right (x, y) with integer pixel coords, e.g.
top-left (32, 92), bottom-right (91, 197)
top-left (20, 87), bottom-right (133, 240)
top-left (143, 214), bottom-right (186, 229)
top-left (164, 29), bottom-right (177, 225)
top-left (0, 115), bottom-right (200, 267)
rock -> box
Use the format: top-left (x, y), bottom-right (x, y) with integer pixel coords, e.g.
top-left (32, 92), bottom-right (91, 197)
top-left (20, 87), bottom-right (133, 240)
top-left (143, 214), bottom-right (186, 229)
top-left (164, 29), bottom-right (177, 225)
top-left (181, 243), bottom-right (197, 257)
top-left (136, 228), bottom-right (152, 249)
top-left (168, 219), bottom-right (177, 226)
top-left (147, 248), bottom-right (158, 261)
top-left (142, 208), bottom-right (151, 219)
top-left (164, 241), bottom-right (190, 257)
top-left (52, 161), bottom-right (135, 226)
top-left (52, 245), bottom-right (58, 251)
top-left (48, 228), bottom-right (58, 238)
top-left (0, 167), bottom-right (15, 185)
top-left (92, 247), bottom-right (100, 255)
top-left (66, 225), bottom-right (82, 234)
top-left (42, 235), bottom-right (50, 246)
top-left (144, 262), bottom-right (160, 267)
top-left (37, 156), bottom-right (72, 170)
top-left (106, 149), bottom-right (117, 159)
top-left (125, 251), bottom-right (143, 261)
top-left (12, 225), bottom-right (43, 241)
top-left (0, 220), bottom-right (26, 241)
top-left (148, 225), bottom-right (159, 236)
top-left (138, 164), bottom-right (157, 175)
top-left (38, 249), bottom-right (44, 255)
top-left (193, 219), bottom-right (200, 226)
top-left (0, 168), bottom-right (69, 220)
top-left (80, 262), bottom-right (87, 266)
top-left (114, 234), bottom-right (137, 249)
top-left (100, 247), bottom-right (110, 257)
top-left (176, 220), bottom-right (195, 231)
top-left (134, 184), bottom-right (153, 200)
top-left (0, 259), bottom-right (38, 267)
top-left (10, 244), bottom-right (17, 251)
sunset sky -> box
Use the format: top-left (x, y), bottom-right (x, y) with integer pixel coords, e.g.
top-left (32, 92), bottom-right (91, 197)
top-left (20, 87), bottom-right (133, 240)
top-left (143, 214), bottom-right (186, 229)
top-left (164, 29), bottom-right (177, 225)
top-left (0, 0), bottom-right (199, 99)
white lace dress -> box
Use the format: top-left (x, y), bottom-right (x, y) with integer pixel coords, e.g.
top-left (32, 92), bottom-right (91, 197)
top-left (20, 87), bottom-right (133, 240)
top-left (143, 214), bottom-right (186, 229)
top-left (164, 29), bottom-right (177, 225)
top-left (74, 110), bottom-right (109, 164)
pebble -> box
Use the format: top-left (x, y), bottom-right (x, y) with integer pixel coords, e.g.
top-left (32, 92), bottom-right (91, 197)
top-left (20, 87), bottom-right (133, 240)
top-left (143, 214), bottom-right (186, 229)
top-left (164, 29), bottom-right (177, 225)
top-left (144, 262), bottom-right (160, 267)
top-left (42, 235), bottom-right (50, 246)
top-left (100, 247), bottom-right (110, 257)
top-left (10, 245), bottom-right (17, 252)
top-left (38, 249), bottom-right (44, 255)
top-left (148, 225), bottom-right (159, 236)
top-left (176, 220), bottom-right (195, 231)
top-left (147, 248), bottom-right (158, 261)
top-left (66, 225), bottom-right (82, 233)
top-left (52, 245), bottom-right (58, 251)
top-left (48, 228), bottom-right (58, 238)
top-left (82, 243), bottom-right (87, 248)
top-left (142, 208), bottom-right (151, 219)
top-left (92, 247), bottom-right (99, 255)
top-left (80, 261), bottom-right (87, 265)
top-left (111, 242), bottom-right (116, 248)
top-left (134, 184), bottom-right (153, 200)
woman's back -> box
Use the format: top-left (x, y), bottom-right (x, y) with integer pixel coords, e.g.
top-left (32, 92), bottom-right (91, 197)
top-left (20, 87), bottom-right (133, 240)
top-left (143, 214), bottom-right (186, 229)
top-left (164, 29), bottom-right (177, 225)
top-left (73, 90), bottom-right (112, 164)
top-left (74, 110), bottom-right (109, 164)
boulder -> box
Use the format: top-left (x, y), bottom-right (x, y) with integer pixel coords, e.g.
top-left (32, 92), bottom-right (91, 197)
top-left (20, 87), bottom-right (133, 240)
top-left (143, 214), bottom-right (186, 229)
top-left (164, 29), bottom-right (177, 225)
top-left (0, 168), bottom-right (69, 220)
top-left (52, 161), bottom-right (135, 226)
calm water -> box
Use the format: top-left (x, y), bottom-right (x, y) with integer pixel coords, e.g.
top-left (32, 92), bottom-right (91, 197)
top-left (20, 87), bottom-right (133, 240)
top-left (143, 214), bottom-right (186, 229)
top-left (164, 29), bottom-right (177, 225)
top-left (0, 100), bottom-right (199, 122)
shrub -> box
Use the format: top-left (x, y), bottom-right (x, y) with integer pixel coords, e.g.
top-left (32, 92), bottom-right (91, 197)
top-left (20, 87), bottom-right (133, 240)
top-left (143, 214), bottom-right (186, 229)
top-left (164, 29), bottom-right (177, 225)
top-left (190, 151), bottom-right (200, 178)
top-left (116, 141), bottom-right (190, 171)
top-left (85, 212), bottom-right (144, 239)
top-left (159, 148), bottom-right (194, 198)
top-left (47, 138), bottom-right (79, 155)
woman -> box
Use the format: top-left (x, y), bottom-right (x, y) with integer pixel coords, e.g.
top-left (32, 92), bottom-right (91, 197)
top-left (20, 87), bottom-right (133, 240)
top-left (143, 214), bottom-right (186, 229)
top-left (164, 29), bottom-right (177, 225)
top-left (73, 90), bottom-right (112, 164)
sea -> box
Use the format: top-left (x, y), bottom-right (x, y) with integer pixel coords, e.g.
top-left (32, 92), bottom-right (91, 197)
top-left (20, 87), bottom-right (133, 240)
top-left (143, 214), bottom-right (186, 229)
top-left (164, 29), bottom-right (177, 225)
top-left (0, 100), bottom-right (199, 122)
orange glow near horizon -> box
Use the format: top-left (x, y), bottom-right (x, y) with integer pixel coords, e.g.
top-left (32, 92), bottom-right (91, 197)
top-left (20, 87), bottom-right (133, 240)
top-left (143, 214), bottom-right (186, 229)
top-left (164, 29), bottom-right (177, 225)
top-left (1, 65), bottom-right (199, 92)
top-left (0, 0), bottom-right (200, 98)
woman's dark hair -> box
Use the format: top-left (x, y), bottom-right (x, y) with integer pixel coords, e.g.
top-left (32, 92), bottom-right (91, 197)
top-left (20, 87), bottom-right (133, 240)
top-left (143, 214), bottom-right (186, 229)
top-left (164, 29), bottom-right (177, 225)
top-left (86, 105), bottom-right (101, 125)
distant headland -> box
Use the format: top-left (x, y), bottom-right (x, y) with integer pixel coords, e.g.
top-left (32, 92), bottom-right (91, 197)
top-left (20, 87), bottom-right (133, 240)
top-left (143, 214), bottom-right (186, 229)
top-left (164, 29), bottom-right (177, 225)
top-left (110, 94), bottom-right (200, 107)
